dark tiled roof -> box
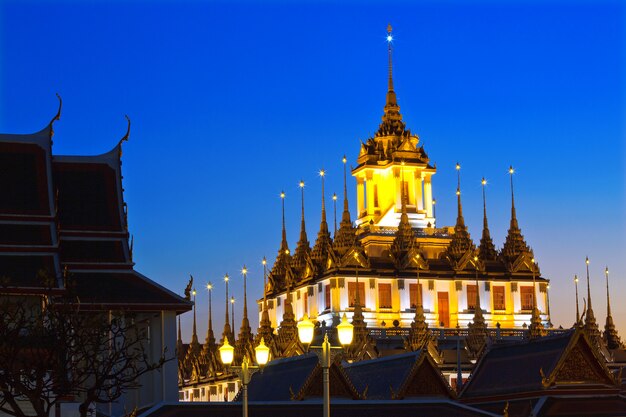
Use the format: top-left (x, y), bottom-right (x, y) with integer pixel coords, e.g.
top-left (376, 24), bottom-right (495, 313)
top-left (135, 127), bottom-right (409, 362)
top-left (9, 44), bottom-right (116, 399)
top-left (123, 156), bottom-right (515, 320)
top-left (0, 142), bottom-right (51, 215)
top-left (537, 395), bottom-right (626, 417)
top-left (0, 255), bottom-right (56, 287)
top-left (461, 331), bottom-right (575, 399)
top-left (143, 400), bottom-right (498, 417)
top-left (53, 162), bottom-right (122, 231)
top-left (343, 350), bottom-right (420, 399)
top-left (60, 239), bottom-right (126, 263)
top-left (70, 271), bottom-right (190, 311)
top-left (244, 353), bottom-right (319, 401)
top-left (0, 224), bottom-right (52, 245)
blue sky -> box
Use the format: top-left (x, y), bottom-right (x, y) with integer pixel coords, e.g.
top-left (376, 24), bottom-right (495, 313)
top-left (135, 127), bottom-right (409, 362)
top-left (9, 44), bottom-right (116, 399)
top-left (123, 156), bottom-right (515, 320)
top-left (1, 0), bottom-right (624, 340)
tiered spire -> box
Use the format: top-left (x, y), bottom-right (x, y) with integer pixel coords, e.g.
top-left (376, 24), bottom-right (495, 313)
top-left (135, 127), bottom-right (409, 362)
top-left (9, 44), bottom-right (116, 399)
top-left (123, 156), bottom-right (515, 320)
top-left (234, 266), bottom-right (255, 365)
top-left (269, 192), bottom-right (292, 291)
top-left (500, 166), bottom-right (533, 270)
top-left (333, 156), bottom-right (361, 258)
top-left (184, 287), bottom-right (202, 378)
top-left (444, 163), bottom-right (476, 269)
top-left (467, 256), bottom-right (487, 358)
top-left (177, 315), bottom-right (187, 379)
top-left (255, 257), bottom-right (278, 359)
top-left (345, 258), bottom-right (378, 361)
top-left (275, 275), bottom-right (303, 357)
top-left (528, 258), bottom-right (546, 339)
top-left (602, 267), bottom-right (622, 349)
top-left (478, 178), bottom-right (497, 261)
top-left (390, 162), bottom-right (416, 255)
top-left (310, 170), bottom-right (333, 270)
top-left (290, 181), bottom-right (312, 276)
top-left (200, 282), bottom-right (220, 377)
top-left (406, 253), bottom-right (430, 351)
top-left (583, 257), bottom-right (600, 343)
top-left (221, 274), bottom-right (234, 344)
top-left (376, 24), bottom-right (406, 137)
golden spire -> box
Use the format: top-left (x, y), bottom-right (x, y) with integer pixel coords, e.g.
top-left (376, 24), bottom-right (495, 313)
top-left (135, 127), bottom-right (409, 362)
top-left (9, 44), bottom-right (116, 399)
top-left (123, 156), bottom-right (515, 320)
top-left (311, 169), bottom-right (333, 268)
top-left (231, 296), bottom-right (235, 334)
top-left (205, 282), bottom-right (215, 347)
top-left (509, 166), bottom-right (518, 229)
top-left (529, 257), bottom-right (546, 339)
top-left (574, 275), bottom-right (580, 325)
top-left (584, 257), bottom-right (600, 342)
top-left (332, 193), bottom-right (337, 236)
top-left (191, 285), bottom-right (198, 341)
top-left (221, 273), bottom-right (232, 343)
top-left (377, 24), bottom-right (404, 137)
top-left (241, 266), bottom-right (249, 326)
top-left (291, 181), bottom-right (311, 273)
top-left (603, 266), bottom-right (622, 349)
top-left (455, 163), bottom-right (464, 225)
top-left (281, 191), bottom-right (288, 251)
top-left (478, 178), bottom-right (497, 260)
top-left (501, 166), bottom-right (533, 267)
top-left (333, 155), bottom-right (361, 258)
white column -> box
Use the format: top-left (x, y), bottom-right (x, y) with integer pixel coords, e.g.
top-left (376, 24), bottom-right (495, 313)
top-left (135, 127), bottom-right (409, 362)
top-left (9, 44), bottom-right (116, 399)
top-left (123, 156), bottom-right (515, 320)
top-left (424, 177), bottom-right (433, 218)
top-left (415, 174), bottom-right (424, 211)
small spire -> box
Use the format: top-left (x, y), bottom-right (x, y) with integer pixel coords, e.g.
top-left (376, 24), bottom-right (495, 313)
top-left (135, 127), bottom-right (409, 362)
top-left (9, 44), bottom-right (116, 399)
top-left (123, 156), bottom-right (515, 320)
top-left (242, 266), bottom-right (249, 325)
top-left (221, 274), bottom-right (232, 343)
top-left (281, 191), bottom-right (288, 251)
top-left (478, 178), bottom-right (497, 260)
top-left (574, 275), bottom-right (580, 325)
top-left (333, 156), bottom-right (361, 258)
top-left (311, 170), bottom-right (333, 268)
top-left (584, 257), bottom-right (600, 343)
top-left (332, 193), bottom-right (337, 236)
top-left (231, 295), bottom-right (235, 335)
top-left (455, 163), bottom-right (464, 226)
top-left (509, 166), bottom-right (518, 229)
top-left (291, 181), bottom-right (311, 274)
top-left (191, 285), bottom-right (198, 341)
top-left (603, 266), bottom-right (622, 349)
top-left (270, 192), bottom-right (292, 288)
top-left (529, 258), bottom-right (546, 339)
top-left (206, 282), bottom-right (215, 346)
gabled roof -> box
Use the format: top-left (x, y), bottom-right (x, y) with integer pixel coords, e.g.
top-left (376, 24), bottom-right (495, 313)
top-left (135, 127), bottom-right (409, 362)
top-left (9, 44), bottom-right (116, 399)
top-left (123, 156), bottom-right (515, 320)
top-left (343, 349), bottom-right (454, 400)
top-left (461, 329), bottom-right (617, 400)
top-left (241, 353), bottom-right (359, 401)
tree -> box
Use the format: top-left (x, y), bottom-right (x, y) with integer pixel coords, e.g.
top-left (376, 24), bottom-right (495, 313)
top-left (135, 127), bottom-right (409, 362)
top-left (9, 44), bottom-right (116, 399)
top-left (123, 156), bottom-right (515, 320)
top-left (0, 277), bottom-right (170, 417)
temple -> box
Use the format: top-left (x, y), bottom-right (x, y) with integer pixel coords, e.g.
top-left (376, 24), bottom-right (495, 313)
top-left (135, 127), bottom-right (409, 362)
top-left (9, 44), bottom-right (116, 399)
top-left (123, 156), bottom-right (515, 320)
top-left (0, 102), bottom-right (191, 416)
top-left (262, 25), bottom-right (549, 341)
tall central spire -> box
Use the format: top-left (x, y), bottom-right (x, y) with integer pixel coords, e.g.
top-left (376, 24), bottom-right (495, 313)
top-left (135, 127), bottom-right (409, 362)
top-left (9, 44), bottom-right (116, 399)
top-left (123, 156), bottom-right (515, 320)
top-left (376, 24), bottom-right (405, 137)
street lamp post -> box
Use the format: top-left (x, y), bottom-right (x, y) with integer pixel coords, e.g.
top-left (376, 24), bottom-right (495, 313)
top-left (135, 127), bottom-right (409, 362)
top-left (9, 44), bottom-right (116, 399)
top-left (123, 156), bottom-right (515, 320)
top-left (219, 337), bottom-right (270, 417)
top-left (297, 313), bottom-right (353, 417)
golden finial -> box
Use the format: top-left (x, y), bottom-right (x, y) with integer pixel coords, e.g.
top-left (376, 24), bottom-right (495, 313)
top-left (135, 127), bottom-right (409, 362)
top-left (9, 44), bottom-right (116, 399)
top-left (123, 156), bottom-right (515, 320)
top-left (262, 257), bottom-right (267, 266)
top-left (224, 274), bottom-right (229, 282)
top-left (481, 177), bottom-right (487, 186)
top-left (509, 166), bottom-right (514, 175)
top-left (241, 265), bottom-right (248, 275)
top-left (192, 288), bottom-right (197, 297)
top-left (342, 155), bottom-right (347, 164)
top-left (299, 180), bottom-right (305, 188)
top-left (280, 191), bottom-right (285, 199)
top-left (319, 169), bottom-right (325, 177)
top-left (207, 282), bottom-right (213, 291)
top-left (231, 296), bottom-right (235, 304)
top-left (332, 193), bottom-right (337, 201)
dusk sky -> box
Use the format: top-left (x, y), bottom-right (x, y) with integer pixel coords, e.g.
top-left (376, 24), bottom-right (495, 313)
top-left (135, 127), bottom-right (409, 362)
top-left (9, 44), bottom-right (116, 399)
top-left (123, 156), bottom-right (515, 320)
top-left (1, 1), bottom-right (624, 341)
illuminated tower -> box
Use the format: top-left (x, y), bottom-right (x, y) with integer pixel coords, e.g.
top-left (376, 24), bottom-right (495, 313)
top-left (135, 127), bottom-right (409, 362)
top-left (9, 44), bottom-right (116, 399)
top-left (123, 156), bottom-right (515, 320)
top-left (353, 25), bottom-right (436, 230)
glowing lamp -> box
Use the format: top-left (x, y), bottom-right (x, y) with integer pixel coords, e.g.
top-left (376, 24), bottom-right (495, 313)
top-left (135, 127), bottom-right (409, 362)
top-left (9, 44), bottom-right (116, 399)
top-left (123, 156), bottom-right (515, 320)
top-left (192, 289), bottom-right (197, 296)
top-left (387, 35), bottom-right (393, 42)
top-left (255, 338), bottom-right (270, 366)
top-left (224, 274), bottom-right (229, 282)
top-left (242, 266), bottom-right (248, 275)
top-left (337, 313), bottom-right (354, 346)
top-left (280, 191), bottom-right (285, 199)
top-left (299, 180), bottom-right (305, 188)
top-left (206, 283), bottom-right (212, 290)
top-left (297, 314), bottom-right (315, 345)
top-left (509, 166), bottom-right (514, 174)
top-left (219, 338), bottom-right (235, 366)
top-left (342, 155), bottom-right (347, 164)
top-left (262, 257), bottom-right (267, 266)
top-left (575, 276), bottom-right (579, 283)
top-left (319, 169), bottom-right (325, 177)
top-left (481, 178), bottom-right (487, 186)
top-left (586, 257), bottom-right (589, 265)
top-left (231, 296), bottom-right (235, 304)
top-left (333, 193), bottom-right (337, 201)
top-left (473, 256), bottom-right (478, 262)
top-left (456, 162), bottom-right (461, 170)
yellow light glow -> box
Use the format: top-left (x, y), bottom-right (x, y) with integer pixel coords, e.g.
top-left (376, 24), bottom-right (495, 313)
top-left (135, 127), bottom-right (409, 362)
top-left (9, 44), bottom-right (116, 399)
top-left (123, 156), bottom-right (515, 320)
top-left (337, 313), bottom-right (354, 346)
top-left (586, 257), bottom-right (589, 265)
top-left (242, 266), bottom-right (248, 275)
top-left (297, 314), bottom-right (315, 345)
top-left (574, 275), bottom-right (579, 283)
top-left (342, 155), bottom-right (347, 164)
top-left (319, 169), bottom-right (325, 177)
top-left (387, 35), bottom-right (393, 42)
top-left (231, 296), bottom-right (235, 304)
top-left (299, 180), bottom-right (305, 188)
top-left (332, 193), bottom-right (337, 201)
top-left (547, 284), bottom-right (550, 290)
top-left (456, 190), bottom-right (460, 196)
top-left (456, 162), bottom-right (461, 170)
top-left (262, 257), bottom-right (267, 265)
top-left (473, 256), bottom-right (478, 262)
top-left (531, 258), bottom-right (535, 264)
top-left (415, 253), bottom-right (420, 260)
top-left (280, 191), bottom-right (285, 199)
top-left (192, 289), bottom-right (196, 296)
top-left (432, 199), bottom-right (436, 205)
top-left (509, 166), bottom-right (514, 174)
top-left (481, 178), bottom-right (487, 186)
top-left (219, 337), bottom-right (235, 366)
top-left (255, 338), bottom-right (270, 366)
top-left (224, 274), bottom-right (229, 282)
top-left (207, 283), bottom-right (213, 290)
top-left (285, 249), bottom-right (290, 255)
